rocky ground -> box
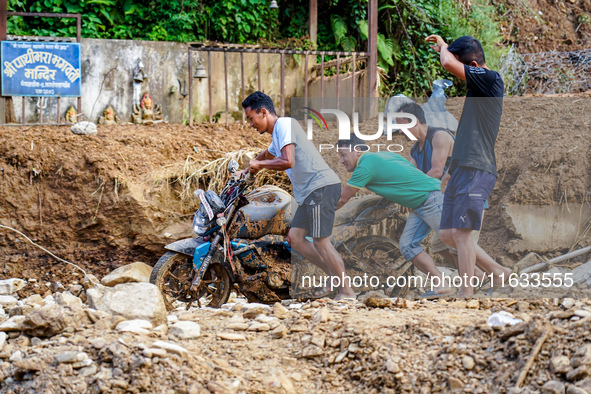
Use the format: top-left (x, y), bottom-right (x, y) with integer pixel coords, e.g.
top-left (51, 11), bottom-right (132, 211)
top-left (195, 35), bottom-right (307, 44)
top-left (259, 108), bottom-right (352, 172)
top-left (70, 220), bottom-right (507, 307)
top-left (0, 263), bottom-right (590, 393)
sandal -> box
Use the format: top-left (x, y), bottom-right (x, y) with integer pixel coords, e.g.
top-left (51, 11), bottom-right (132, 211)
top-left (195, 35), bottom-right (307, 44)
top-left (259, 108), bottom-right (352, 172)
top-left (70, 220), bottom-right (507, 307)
top-left (311, 286), bottom-right (336, 299)
top-left (334, 293), bottom-right (357, 301)
top-left (418, 290), bottom-right (453, 300)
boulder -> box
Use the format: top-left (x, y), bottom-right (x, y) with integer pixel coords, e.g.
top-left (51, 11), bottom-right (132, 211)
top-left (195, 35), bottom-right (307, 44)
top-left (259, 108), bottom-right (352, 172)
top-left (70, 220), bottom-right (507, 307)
top-left (71, 121), bottom-right (97, 136)
top-left (572, 261), bottom-right (591, 286)
top-left (21, 304), bottom-right (87, 337)
top-left (101, 262), bottom-right (153, 287)
top-left (115, 319), bottom-right (153, 334)
top-left (0, 315), bottom-right (26, 332)
top-left (86, 283), bottom-right (167, 326)
top-left (55, 292), bottom-right (83, 310)
top-left (0, 279), bottom-right (26, 295)
top-left (169, 321), bottom-right (201, 339)
top-left (0, 296), bottom-right (18, 309)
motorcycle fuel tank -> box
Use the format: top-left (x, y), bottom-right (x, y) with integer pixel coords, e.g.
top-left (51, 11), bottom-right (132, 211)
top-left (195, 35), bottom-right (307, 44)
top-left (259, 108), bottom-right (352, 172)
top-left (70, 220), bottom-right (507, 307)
top-left (232, 185), bottom-right (295, 239)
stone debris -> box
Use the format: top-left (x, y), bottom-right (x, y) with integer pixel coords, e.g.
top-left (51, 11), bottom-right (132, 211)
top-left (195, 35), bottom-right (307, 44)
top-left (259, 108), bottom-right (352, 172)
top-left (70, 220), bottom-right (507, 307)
top-left (0, 264), bottom-right (590, 393)
top-left (115, 319), bottom-right (153, 334)
top-left (0, 279), bottom-right (27, 295)
top-left (100, 262), bottom-right (154, 286)
top-left (0, 295), bottom-right (19, 309)
top-left (151, 340), bottom-right (189, 358)
top-left (71, 121), bottom-right (98, 135)
top-left (217, 332), bottom-right (246, 341)
top-left (169, 321), bottom-right (201, 339)
top-left (86, 282), bottom-right (167, 325)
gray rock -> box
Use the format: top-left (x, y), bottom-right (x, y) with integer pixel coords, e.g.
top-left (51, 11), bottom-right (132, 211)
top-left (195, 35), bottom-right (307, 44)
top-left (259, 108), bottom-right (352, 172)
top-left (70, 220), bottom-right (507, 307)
top-left (86, 283), bottom-right (167, 326)
top-left (247, 322), bottom-right (270, 332)
top-left (9, 350), bottom-right (23, 363)
top-left (0, 296), bottom-right (18, 309)
top-left (572, 261), bottom-right (591, 285)
top-left (271, 324), bottom-right (287, 339)
top-left (550, 355), bottom-right (573, 375)
top-left (242, 303), bottom-right (271, 319)
top-left (562, 298), bottom-right (576, 310)
top-left (0, 316), bottom-right (26, 332)
top-left (56, 351), bottom-right (88, 363)
top-left (54, 292), bottom-right (83, 310)
top-left (226, 322), bottom-right (249, 331)
top-left (0, 279), bottom-right (26, 295)
top-left (462, 356), bottom-right (475, 370)
top-left (312, 307), bottom-right (330, 322)
top-left (217, 332), bottom-right (246, 341)
top-left (169, 321), bottom-right (201, 339)
top-left (541, 380), bottom-right (565, 394)
top-left (115, 319), bottom-right (153, 334)
top-left (572, 345), bottom-right (591, 368)
top-left (0, 332), bottom-right (6, 351)
top-left (301, 344), bottom-right (323, 358)
top-left (21, 304), bottom-right (84, 337)
top-left (71, 121), bottom-right (97, 135)
top-left (9, 305), bottom-right (34, 317)
top-left (151, 340), bottom-right (189, 358)
top-left (567, 366), bottom-right (591, 381)
top-left (101, 262), bottom-right (153, 286)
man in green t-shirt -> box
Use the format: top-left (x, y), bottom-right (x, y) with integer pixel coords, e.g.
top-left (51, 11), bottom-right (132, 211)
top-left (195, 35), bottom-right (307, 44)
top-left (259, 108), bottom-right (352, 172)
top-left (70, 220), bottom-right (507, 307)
top-left (335, 134), bottom-right (451, 297)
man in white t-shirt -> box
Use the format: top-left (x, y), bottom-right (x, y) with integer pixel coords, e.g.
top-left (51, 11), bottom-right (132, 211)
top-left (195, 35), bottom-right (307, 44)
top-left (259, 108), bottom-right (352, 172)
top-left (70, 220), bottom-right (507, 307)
top-left (241, 91), bottom-right (355, 300)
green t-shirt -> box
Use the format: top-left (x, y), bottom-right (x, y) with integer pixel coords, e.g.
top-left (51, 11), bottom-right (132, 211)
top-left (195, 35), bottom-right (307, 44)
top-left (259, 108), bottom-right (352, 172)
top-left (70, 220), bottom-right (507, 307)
top-left (347, 152), bottom-right (441, 209)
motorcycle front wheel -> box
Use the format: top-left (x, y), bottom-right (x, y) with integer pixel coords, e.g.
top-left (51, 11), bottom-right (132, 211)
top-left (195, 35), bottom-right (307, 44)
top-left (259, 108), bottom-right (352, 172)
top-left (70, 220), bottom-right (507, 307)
top-left (150, 251), bottom-right (232, 310)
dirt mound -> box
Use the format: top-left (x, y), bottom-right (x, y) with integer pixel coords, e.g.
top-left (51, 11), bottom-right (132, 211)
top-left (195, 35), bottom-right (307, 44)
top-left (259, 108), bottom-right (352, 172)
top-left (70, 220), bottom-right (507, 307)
top-left (502, 0), bottom-right (591, 52)
top-left (0, 123), bottom-right (273, 284)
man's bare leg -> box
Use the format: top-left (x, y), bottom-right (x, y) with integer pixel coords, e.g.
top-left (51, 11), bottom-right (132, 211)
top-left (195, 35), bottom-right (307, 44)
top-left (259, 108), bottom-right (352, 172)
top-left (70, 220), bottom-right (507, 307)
top-left (412, 251), bottom-right (452, 294)
top-left (438, 249), bottom-right (486, 279)
top-left (442, 228), bottom-right (511, 296)
top-left (313, 236), bottom-right (355, 297)
top-left (289, 228), bottom-right (354, 297)
top-left (289, 228), bottom-right (335, 276)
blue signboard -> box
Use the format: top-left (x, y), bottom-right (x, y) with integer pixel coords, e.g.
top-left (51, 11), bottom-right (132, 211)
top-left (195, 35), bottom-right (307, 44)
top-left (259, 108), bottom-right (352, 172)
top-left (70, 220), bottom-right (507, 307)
top-left (1, 41), bottom-right (81, 97)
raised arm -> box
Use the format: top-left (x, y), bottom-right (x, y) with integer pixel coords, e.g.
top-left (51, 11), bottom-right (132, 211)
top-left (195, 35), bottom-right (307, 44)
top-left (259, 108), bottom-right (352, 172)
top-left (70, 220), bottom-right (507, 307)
top-left (425, 35), bottom-right (466, 81)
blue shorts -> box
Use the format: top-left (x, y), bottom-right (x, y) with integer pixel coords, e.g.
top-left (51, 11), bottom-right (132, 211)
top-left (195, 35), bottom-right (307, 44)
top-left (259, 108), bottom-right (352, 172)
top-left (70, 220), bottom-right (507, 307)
top-left (440, 167), bottom-right (496, 231)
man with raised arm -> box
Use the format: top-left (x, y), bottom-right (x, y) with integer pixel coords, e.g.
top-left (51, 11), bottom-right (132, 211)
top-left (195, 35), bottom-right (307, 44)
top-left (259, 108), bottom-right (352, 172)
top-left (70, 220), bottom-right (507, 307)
top-left (241, 91), bottom-right (355, 300)
top-left (425, 35), bottom-right (511, 296)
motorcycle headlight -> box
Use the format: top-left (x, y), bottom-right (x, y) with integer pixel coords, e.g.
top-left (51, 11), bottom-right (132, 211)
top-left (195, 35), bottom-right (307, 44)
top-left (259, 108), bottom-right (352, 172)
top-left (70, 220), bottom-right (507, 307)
top-left (193, 209), bottom-right (211, 235)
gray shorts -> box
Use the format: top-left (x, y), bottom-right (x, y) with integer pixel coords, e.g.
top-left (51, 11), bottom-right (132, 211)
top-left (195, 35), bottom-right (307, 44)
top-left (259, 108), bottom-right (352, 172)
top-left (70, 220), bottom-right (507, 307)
top-left (291, 183), bottom-right (341, 238)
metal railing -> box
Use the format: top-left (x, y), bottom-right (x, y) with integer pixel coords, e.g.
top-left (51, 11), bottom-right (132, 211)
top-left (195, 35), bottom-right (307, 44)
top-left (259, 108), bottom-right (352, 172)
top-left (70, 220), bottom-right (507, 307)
top-left (188, 44), bottom-right (369, 127)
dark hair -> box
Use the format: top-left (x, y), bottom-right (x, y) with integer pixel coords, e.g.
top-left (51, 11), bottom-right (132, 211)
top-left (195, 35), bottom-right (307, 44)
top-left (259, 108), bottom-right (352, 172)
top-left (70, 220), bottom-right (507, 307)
top-left (241, 91), bottom-right (277, 115)
top-left (397, 101), bottom-right (426, 125)
top-left (447, 36), bottom-right (485, 65)
top-left (336, 133), bottom-right (366, 149)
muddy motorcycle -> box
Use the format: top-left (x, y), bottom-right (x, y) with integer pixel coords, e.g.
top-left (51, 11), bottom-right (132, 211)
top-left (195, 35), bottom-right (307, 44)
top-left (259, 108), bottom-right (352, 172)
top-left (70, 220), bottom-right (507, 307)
top-left (150, 160), bottom-right (411, 310)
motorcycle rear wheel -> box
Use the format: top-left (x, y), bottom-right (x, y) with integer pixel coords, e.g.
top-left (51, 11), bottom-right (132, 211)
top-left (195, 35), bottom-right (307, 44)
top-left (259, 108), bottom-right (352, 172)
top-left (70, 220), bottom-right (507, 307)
top-left (150, 251), bottom-right (231, 310)
top-left (344, 235), bottom-right (413, 298)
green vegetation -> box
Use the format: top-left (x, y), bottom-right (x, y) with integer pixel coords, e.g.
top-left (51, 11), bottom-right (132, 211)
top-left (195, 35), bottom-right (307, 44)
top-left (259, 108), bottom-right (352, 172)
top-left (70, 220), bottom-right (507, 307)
top-left (7, 0), bottom-right (506, 96)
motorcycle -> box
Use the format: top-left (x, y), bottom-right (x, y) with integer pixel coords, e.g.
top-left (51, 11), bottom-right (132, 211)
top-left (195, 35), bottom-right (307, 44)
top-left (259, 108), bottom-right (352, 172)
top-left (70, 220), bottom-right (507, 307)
top-left (150, 160), bottom-right (411, 310)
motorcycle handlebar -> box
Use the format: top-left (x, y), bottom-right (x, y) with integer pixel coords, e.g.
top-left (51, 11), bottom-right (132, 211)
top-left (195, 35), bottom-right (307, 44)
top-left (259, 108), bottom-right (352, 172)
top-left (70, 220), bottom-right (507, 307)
top-left (244, 173), bottom-right (255, 185)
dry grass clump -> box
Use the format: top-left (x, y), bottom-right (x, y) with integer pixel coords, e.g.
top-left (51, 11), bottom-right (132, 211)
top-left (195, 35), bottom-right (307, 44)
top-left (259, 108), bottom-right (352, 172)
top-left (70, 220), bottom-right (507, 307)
top-left (149, 149), bottom-right (292, 214)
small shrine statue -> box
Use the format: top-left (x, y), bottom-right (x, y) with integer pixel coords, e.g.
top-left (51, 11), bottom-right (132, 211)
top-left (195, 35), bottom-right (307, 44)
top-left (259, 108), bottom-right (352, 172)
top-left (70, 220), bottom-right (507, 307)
top-left (98, 105), bottom-right (119, 125)
top-left (64, 106), bottom-right (78, 124)
top-left (132, 93), bottom-right (163, 125)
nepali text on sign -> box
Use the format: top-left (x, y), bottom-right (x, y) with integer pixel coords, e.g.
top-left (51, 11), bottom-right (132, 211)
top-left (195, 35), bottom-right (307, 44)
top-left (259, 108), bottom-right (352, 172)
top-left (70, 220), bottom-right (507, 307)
top-left (1, 41), bottom-right (81, 97)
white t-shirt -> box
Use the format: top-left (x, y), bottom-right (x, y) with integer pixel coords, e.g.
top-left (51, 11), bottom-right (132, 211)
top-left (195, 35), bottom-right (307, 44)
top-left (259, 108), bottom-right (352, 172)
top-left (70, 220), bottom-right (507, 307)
top-left (268, 117), bottom-right (340, 204)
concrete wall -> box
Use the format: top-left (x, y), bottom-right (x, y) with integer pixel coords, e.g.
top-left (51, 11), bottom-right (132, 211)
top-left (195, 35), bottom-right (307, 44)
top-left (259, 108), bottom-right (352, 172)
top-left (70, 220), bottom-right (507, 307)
top-left (11, 38), bottom-right (308, 124)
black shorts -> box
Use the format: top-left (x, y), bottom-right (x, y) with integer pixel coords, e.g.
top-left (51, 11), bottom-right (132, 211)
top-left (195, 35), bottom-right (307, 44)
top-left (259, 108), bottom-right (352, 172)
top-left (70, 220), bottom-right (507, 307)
top-left (291, 183), bottom-right (341, 238)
